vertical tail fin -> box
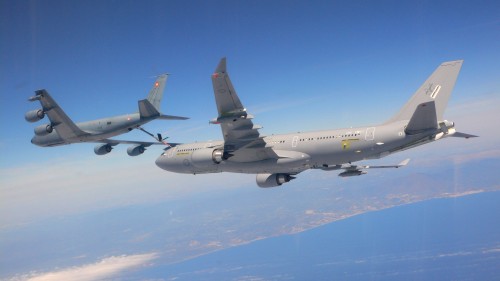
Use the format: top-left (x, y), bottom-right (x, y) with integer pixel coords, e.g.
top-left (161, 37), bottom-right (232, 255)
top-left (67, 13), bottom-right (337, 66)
top-left (386, 60), bottom-right (463, 124)
top-left (146, 74), bottom-right (168, 112)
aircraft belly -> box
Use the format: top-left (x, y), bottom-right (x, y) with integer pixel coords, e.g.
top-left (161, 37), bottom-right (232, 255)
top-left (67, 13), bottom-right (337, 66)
top-left (77, 114), bottom-right (143, 141)
top-left (219, 162), bottom-right (308, 174)
top-left (363, 131), bottom-right (435, 159)
top-left (218, 153), bottom-right (311, 174)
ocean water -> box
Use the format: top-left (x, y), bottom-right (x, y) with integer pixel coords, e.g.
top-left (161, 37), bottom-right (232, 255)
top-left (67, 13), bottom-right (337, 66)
top-left (142, 191), bottom-right (500, 281)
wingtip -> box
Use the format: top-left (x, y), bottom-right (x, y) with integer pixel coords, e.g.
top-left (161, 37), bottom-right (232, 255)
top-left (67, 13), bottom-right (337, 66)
top-left (399, 158), bottom-right (410, 166)
top-left (151, 73), bottom-right (170, 79)
top-left (440, 60), bottom-right (464, 66)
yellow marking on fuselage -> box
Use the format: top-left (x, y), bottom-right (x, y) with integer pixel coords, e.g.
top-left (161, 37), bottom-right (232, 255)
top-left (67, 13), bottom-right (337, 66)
top-left (341, 139), bottom-right (359, 150)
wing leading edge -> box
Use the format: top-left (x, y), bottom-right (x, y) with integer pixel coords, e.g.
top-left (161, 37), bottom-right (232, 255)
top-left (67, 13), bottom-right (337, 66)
top-left (30, 89), bottom-right (89, 140)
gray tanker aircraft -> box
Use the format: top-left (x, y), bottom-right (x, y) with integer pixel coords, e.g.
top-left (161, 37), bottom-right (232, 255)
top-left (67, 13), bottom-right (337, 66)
top-left (26, 74), bottom-right (187, 156)
top-left (155, 58), bottom-right (477, 187)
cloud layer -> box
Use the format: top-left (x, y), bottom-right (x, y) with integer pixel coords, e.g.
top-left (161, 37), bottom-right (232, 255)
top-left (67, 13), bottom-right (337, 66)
top-left (10, 253), bottom-right (158, 281)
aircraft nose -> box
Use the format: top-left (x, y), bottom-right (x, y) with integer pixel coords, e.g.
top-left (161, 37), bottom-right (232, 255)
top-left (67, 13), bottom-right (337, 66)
top-left (155, 155), bottom-right (168, 170)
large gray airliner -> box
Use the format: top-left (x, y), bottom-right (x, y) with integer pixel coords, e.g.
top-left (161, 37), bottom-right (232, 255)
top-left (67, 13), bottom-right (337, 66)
top-left (26, 74), bottom-right (187, 156)
top-left (155, 58), bottom-right (476, 187)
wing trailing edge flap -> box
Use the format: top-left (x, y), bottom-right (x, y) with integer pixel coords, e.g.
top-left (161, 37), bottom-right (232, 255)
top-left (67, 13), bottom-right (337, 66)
top-left (226, 128), bottom-right (261, 142)
top-left (211, 58), bottom-right (277, 163)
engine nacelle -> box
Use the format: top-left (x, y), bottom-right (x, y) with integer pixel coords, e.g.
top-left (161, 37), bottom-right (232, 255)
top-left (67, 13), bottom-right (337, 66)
top-left (190, 148), bottom-right (224, 167)
top-left (34, 124), bottom-right (53, 136)
top-left (127, 145), bottom-right (146, 156)
top-left (25, 109), bottom-right (45, 123)
top-left (256, 173), bottom-right (294, 188)
top-left (338, 170), bottom-right (367, 177)
top-left (94, 144), bottom-right (113, 155)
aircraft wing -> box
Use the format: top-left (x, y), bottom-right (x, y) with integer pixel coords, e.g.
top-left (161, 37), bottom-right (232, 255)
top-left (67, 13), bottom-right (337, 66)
top-left (211, 58), bottom-right (266, 155)
top-left (357, 158), bottom-right (410, 169)
top-left (98, 139), bottom-right (181, 147)
top-left (320, 159), bottom-right (410, 177)
top-left (30, 89), bottom-right (89, 140)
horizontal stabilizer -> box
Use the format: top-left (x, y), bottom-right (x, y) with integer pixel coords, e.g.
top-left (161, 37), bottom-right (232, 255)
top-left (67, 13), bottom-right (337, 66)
top-left (140, 98), bottom-right (188, 120)
top-left (157, 114), bottom-right (189, 120)
top-left (450, 132), bottom-right (478, 139)
top-left (405, 101), bottom-right (438, 135)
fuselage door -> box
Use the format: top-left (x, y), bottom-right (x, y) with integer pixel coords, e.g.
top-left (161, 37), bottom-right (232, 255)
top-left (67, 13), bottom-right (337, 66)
top-left (365, 127), bottom-right (375, 141)
top-left (292, 136), bottom-right (299, 148)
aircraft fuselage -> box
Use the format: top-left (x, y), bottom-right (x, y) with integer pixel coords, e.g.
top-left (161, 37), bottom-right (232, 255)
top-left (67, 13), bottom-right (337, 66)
top-left (31, 113), bottom-right (154, 146)
top-left (156, 120), bottom-right (450, 175)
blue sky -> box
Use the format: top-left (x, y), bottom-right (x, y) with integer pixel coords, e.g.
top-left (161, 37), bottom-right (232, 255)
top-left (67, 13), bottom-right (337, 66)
top-left (1, 1), bottom-right (500, 279)
top-left (1, 0), bottom-right (499, 192)
top-left (1, 0), bottom-right (498, 221)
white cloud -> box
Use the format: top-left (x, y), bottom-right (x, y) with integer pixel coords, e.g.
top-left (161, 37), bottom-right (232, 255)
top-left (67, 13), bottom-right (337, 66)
top-left (9, 253), bottom-right (158, 281)
top-left (0, 152), bottom-right (247, 228)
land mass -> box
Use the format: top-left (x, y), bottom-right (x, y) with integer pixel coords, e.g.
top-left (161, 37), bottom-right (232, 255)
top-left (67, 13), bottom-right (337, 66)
top-left (1, 157), bottom-right (499, 278)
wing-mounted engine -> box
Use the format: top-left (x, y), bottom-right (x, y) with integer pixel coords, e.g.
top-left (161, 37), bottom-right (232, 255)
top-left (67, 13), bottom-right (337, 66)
top-left (94, 144), bottom-right (113, 155)
top-left (34, 124), bottom-right (53, 136)
top-left (127, 144), bottom-right (146, 156)
top-left (191, 148), bottom-right (224, 167)
top-left (256, 173), bottom-right (295, 188)
top-left (25, 109), bottom-right (45, 123)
